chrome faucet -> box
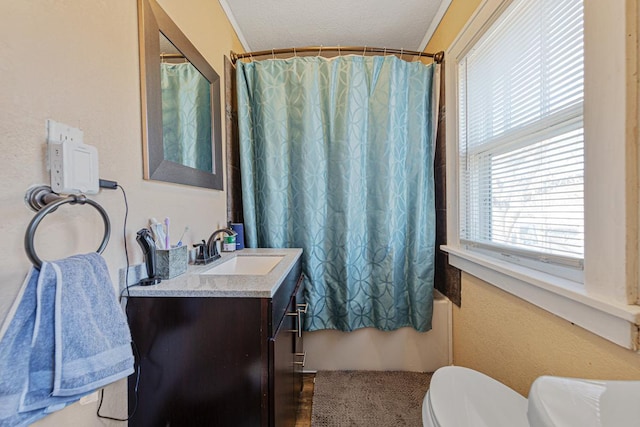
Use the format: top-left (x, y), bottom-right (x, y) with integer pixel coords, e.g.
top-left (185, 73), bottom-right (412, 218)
top-left (206, 228), bottom-right (237, 260)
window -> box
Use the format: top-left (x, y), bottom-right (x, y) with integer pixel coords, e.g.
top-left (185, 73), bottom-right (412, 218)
top-left (458, 0), bottom-right (584, 279)
top-left (444, 0), bottom-right (640, 350)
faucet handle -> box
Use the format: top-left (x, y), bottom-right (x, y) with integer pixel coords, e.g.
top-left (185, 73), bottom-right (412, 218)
top-left (193, 240), bottom-right (208, 260)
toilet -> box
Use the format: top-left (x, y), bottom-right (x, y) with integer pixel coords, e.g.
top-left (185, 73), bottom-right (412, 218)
top-left (422, 366), bottom-right (640, 426)
top-left (422, 366), bottom-right (529, 427)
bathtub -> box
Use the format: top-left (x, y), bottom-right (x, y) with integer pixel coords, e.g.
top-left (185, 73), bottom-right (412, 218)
top-left (303, 290), bottom-right (452, 372)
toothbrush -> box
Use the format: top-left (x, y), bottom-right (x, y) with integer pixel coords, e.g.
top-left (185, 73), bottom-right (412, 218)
top-left (149, 218), bottom-right (166, 249)
top-left (176, 226), bottom-right (189, 247)
top-left (148, 218), bottom-right (159, 247)
top-left (164, 217), bottom-right (170, 249)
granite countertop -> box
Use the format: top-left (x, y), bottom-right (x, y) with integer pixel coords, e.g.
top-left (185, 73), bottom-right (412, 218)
top-left (125, 248), bottom-right (303, 298)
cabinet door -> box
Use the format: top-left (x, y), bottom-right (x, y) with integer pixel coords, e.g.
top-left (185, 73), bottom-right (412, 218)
top-left (127, 297), bottom-right (265, 427)
top-left (271, 298), bottom-right (297, 427)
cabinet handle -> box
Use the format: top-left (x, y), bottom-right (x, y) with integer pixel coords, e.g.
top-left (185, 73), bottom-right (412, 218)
top-left (287, 310), bottom-right (303, 338)
top-left (294, 352), bottom-right (306, 366)
top-left (297, 307), bottom-right (304, 338)
top-left (294, 304), bottom-right (307, 338)
top-left (286, 310), bottom-right (300, 336)
top-left (287, 309), bottom-right (304, 338)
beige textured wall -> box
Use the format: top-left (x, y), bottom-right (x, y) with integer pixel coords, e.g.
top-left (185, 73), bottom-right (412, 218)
top-left (424, 0), bottom-right (482, 54)
top-left (0, 1), bottom-right (241, 425)
top-left (427, 0), bottom-right (640, 397)
top-left (456, 274), bottom-right (640, 396)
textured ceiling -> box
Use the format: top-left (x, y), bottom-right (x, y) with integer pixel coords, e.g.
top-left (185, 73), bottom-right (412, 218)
top-left (219, 0), bottom-right (452, 53)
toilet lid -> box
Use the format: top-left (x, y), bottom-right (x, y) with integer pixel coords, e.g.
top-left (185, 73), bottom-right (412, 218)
top-left (528, 376), bottom-right (640, 427)
top-left (429, 366), bottom-right (529, 427)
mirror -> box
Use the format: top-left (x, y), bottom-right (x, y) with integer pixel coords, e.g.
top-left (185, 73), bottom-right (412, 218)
top-left (138, 0), bottom-right (223, 190)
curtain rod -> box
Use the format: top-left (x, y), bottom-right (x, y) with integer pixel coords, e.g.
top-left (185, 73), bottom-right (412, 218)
top-left (231, 46), bottom-right (444, 64)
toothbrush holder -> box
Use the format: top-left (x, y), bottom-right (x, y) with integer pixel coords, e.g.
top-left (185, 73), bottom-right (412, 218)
top-left (155, 245), bottom-right (188, 279)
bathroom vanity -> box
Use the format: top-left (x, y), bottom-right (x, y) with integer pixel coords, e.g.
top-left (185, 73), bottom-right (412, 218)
top-left (124, 248), bottom-right (304, 427)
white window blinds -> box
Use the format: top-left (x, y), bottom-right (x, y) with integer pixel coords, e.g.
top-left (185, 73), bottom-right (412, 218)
top-left (459, 0), bottom-right (584, 270)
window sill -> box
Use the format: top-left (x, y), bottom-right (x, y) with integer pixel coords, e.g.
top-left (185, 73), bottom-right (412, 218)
top-left (441, 245), bottom-right (640, 350)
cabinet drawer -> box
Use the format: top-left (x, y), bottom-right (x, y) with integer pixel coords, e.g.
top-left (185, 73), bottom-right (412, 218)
top-left (270, 258), bottom-right (302, 336)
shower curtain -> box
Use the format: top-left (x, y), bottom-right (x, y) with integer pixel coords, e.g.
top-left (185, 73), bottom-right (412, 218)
top-left (237, 55), bottom-right (438, 332)
top-left (160, 62), bottom-right (212, 172)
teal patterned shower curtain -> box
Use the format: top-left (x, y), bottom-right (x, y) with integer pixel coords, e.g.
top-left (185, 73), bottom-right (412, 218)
top-left (160, 62), bottom-right (212, 172)
top-left (237, 55), bottom-right (437, 332)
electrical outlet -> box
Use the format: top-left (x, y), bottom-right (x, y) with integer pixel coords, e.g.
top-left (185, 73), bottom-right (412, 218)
top-left (46, 119), bottom-right (99, 195)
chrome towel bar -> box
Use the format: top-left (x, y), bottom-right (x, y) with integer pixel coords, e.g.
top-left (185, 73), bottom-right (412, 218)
top-left (24, 185), bottom-right (111, 269)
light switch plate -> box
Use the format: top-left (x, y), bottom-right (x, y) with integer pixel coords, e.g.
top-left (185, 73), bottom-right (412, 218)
top-left (46, 119), bottom-right (83, 144)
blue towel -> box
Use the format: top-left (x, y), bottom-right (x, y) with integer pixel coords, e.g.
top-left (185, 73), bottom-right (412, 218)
top-left (0, 269), bottom-right (42, 426)
top-left (0, 253), bottom-right (134, 426)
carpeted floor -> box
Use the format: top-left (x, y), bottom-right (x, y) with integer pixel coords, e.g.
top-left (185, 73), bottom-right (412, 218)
top-left (311, 371), bottom-right (432, 427)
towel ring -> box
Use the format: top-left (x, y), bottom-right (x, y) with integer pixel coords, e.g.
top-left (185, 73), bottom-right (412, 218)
top-left (24, 185), bottom-right (111, 269)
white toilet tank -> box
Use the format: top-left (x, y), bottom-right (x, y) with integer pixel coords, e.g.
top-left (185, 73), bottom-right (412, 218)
top-left (423, 367), bottom-right (640, 427)
top-left (528, 376), bottom-right (640, 427)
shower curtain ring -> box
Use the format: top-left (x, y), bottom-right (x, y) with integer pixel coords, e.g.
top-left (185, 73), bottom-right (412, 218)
top-left (294, 47), bottom-right (297, 57)
top-left (317, 45), bottom-right (323, 57)
top-left (363, 46), bottom-right (367, 57)
top-left (383, 47), bottom-right (387, 56)
top-left (272, 48), bottom-right (275, 60)
top-left (400, 48), bottom-right (404, 60)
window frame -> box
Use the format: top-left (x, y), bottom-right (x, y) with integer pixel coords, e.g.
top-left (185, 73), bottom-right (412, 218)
top-left (443, 0), bottom-right (640, 350)
top-left (460, 116), bottom-right (586, 280)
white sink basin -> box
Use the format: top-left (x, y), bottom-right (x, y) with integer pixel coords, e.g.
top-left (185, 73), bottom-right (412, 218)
top-left (201, 255), bottom-right (284, 276)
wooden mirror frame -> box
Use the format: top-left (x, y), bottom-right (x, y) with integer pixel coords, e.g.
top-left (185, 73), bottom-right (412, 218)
top-left (138, 0), bottom-right (223, 190)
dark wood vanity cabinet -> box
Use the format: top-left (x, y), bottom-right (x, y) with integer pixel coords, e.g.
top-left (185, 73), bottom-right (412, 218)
top-left (126, 259), bottom-right (304, 427)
